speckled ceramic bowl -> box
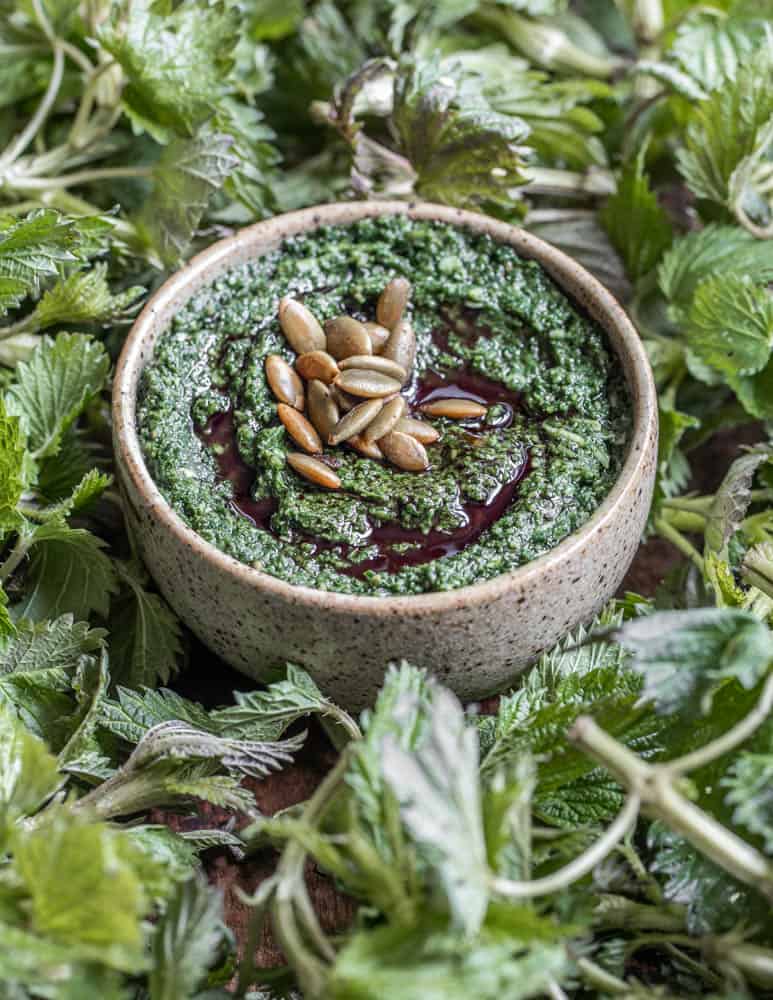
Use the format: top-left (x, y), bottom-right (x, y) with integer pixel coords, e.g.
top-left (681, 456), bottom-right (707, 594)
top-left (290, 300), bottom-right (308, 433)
top-left (113, 201), bottom-right (657, 709)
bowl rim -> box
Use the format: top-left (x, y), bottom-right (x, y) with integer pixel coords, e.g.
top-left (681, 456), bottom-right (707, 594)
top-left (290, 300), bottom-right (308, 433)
top-left (113, 200), bottom-right (657, 616)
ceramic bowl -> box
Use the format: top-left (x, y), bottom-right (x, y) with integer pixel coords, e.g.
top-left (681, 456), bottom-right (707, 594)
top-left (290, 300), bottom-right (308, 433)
top-left (113, 201), bottom-right (658, 709)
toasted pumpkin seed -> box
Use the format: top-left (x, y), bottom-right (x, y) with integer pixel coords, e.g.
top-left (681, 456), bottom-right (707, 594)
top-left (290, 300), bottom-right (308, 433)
top-left (382, 318), bottom-right (416, 374)
top-left (287, 452), bottom-right (341, 489)
top-left (328, 398), bottom-right (384, 445)
top-left (380, 430), bottom-right (429, 472)
top-left (307, 379), bottom-right (340, 441)
top-left (364, 320), bottom-right (391, 353)
top-left (278, 296), bottom-right (326, 354)
top-left (348, 434), bottom-right (383, 459)
top-left (377, 277), bottom-right (411, 329)
top-left (335, 369), bottom-right (402, 398)
top-left (339, 355), bottom-right (407, 382)
top-left (265, 354), bottom-right (304, 409)
top-left (363, 395), bottom-right (407, 444)
top-left (325, 316), bottom-right (372, 360)
top-left (395, 415), bottom-right (440, 444)
top-left (331, 384), bottom-right (358, 412)
top-left (420, 398), bottom-right (487, 420)
top-left (296, 350), bottom-right (340, 384)
top-left (277, 403), bottom-right (323, 454)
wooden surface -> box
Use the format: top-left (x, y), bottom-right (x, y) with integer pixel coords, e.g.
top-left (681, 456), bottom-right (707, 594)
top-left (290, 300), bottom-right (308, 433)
top-left (160, 423), bottom-right (759, 970)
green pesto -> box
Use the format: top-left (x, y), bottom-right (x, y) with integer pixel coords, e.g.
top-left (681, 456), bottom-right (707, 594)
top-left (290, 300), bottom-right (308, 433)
top-left (137, 217), bottom-right (630, 596)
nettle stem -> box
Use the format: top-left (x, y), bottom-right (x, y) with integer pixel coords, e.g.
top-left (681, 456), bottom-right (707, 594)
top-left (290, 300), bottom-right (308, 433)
top-left (492, 792), bottom-right (640, 899)
top-left (569, 716), bottom-right (773, 899)
top-left (653, 517), bottom-right (705, 571)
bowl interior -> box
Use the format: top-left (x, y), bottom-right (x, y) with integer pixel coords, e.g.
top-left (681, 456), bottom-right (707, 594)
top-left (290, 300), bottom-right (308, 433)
top-left (113, 201), bottom-right (657, 612)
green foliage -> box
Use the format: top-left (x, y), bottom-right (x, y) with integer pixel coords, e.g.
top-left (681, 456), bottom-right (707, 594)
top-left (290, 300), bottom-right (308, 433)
top-left (98, 0), bottom-right (240, 142)
top-left (382, 684), bottom-right (489, 934)
top-left (107, 560), bottom-right (185, 689)
top-left (328, 919), bottom-right (569, 1000)
top-left (137, 129), bottom-right (239, 265)
top-left (0, 705), bottom-right (60, 840)
top-left (600, 148), bottom-right (673, 281)
top-left (0, 397), bottom-right (24, 536)
top-left (13, 519), bottom-right (118, 620)
top-left (391, 57), bottom-right (531, 210)
top-left (148, 875), bottom-right (228, 1000)
top-left (0, 211), bottom-right (110, 317)
top-left (11, 807), bottom-right (152, 971)
top-left (676, 46), bottom-right (773, 222)
top-left (5, 332), bottom-right (110, 459)
top-left (615, 608), bottom-right (773, 714)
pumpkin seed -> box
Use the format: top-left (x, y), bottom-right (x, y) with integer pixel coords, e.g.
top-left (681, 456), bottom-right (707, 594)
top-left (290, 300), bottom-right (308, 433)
top-left (296, 350), bottom-right (339, 384)
top-left (331, 384), bottom-right (358, 412)
top-left (420, 398), bottom-right (487, 420)
top-left (382, 318), bottom-right (416, 374)
top-left (348, 434), bottom-right (383, 459)
top-left (328, 398), bottom-right (384, 445)
top-left (395, 416), bottom-right (440, 444)
top-left (335, 369), bottom-right (402, 398)
top-left (325, 316), bottom-right (372, 360)
top-left (339, 355), bottom-right (407, 382)
top-left (363, 395), bottom-right (407, 444)
top-left (377, 277), bottom-right (411, 329)
top-left (380, 430), bottom-right (429, 472)
top-left (286, 452), bottom-right (341, 490)
top-left (277, 402), bottom-right (323, 454)
top-left (278, 296), bottom-right (326, 354)
top-left (364, 321), bottom-right (391, 353)
top-left (265, 354), bottom-right (304, 409)
top-left (307, 379), bottom-right (339, 441)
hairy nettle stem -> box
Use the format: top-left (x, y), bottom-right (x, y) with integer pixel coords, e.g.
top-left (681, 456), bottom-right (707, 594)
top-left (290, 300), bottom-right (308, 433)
top-left (569, 715), bottom-right (773, 898)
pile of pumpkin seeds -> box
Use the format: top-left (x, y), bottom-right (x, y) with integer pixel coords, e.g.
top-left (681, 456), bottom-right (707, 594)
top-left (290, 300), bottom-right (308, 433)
top-left (265, 278), bottom-right (488, 490)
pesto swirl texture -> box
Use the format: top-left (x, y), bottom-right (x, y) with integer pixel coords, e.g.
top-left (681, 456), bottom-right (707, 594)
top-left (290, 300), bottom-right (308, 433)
top-left (137, 217), bottom-right (630, 595)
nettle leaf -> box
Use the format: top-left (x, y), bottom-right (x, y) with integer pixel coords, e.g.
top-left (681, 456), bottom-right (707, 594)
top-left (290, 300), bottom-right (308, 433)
top-left (0, 397), bottom-right (24, 537)
top-left (0, 585), bottom-right (12, 639)
top-left (137, 130), bottom-right (238, 265)
top-left (14, 519), bottom-right (118, 621)
top-left (448, 45), bottom-right (609, 172)
top-left (600, 149), bottom-right (673, 282)
top-left (11, 808), bottom-right (151, 971)
top-left (37, 425), bottom-right (104, 503)
top-left (382, 684), bottom-right (489, 935)
top-left (100, 686), bottom-right (217, 745)
top-left (704, 447), bottom-right (771, 554)
top-left (212, 662), bottom-right (340, 739)
top-left (6, 333), bottom-right (110, 460)
top-left (676, 47), bottom-right (773, 211)
top-left (652, 403), bottom-right (699, 509)
top-left (0, 210), bottom-right (110, 317)
top-left (99, 0), bottom-right (240, 142)
top-left (0, 615), bottom-right (106, 744)
top-left (724, 748), bottom-right (773, 854)
top-left (642, 10), bottom-right (770, 99)
top-left (107, 560), bottom-right (184, 689)
top-left (0, 706), bottom-right (60, 837)
top-left (615, 608), bottom-right (773, 715)
top-left (658, 224), bottom-right (773, 309)
top-left (526, 209), bottom-right (629, 301)
top-left (685, 274), bottom-right (773, 380)
top-left (348, 661), bottom-right (433, 846)
top-left (328, 919), bottom-right (569, 1000)
top-left (391, 57), bottom-right (531, 211)
top-left (30, 264), bottom-right (145, 331)
top-left (648, 823), bottom-right (766, 934)
top-left (148, 875), bottom-right (227, 1000)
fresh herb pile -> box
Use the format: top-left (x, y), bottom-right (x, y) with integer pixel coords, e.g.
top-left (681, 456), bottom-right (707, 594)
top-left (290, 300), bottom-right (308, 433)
top-left (2, 0), bottom-right (773, 996)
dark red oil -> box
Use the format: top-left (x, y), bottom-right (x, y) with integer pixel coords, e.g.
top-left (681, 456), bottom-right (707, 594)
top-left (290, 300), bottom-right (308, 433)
top-left (197, 341), bottom-right (529, 574)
